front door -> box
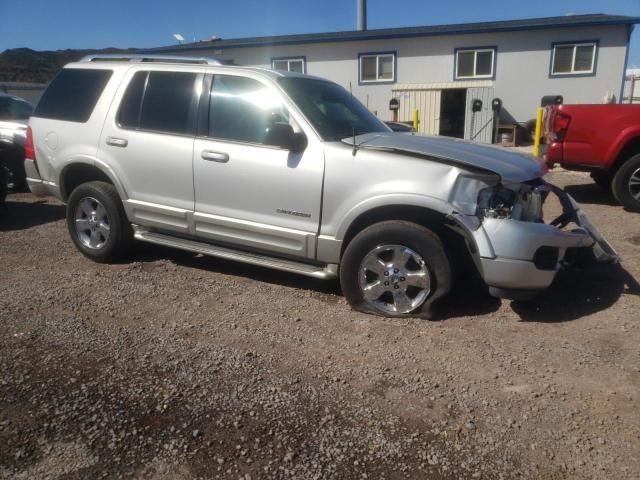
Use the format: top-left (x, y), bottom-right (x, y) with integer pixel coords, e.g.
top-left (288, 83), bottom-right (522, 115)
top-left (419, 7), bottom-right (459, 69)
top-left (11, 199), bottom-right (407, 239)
top-left (193, 73), bottom-right (324, 259)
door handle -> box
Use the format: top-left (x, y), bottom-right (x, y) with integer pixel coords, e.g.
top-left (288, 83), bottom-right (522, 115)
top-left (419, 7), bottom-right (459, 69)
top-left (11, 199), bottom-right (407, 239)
top-left (201, 150), bottom-right (229, 163)
top-left (106, 137), bottom-right (128, 148)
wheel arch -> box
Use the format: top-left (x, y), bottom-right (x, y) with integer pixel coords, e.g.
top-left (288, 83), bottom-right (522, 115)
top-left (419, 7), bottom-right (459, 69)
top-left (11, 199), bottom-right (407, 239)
top-left (610, 136), bottom-right (640, 175)
top-left (59, 159), bottom-right (128, 202)
top-left (340, 204), bottom-right (451, 258)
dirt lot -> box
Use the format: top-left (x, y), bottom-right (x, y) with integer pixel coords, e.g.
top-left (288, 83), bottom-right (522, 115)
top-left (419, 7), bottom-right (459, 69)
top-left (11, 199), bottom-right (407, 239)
top-left (1, 169), bottom-right (639, 480)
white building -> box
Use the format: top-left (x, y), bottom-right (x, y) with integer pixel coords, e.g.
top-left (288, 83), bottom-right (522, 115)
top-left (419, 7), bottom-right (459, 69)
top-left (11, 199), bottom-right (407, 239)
top-left (142, 12), bottom-right (638, 142)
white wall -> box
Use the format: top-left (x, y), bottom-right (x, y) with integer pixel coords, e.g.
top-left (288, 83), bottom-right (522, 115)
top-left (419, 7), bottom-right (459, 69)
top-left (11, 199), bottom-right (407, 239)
top-left (176, 24), bottom-right (629, 124)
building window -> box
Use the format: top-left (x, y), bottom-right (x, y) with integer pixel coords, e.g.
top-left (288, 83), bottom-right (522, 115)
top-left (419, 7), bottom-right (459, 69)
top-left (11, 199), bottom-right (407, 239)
top-left (454, 48), bottom-right (496, 80)
top-left (551, 42), bottom-right (597, 76)
top-left (272, 57), bottom-right (305, 74)
top-left (359, 53), bottom-right (395, 83)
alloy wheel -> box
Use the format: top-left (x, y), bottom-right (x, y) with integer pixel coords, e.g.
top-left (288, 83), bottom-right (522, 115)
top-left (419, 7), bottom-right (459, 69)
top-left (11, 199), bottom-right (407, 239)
top-left (74, 197), bottom-right (111, 249)
top-left (358, 244), bottom-right (431, 315)
top-left (628, 167), bottom-right (640, 201)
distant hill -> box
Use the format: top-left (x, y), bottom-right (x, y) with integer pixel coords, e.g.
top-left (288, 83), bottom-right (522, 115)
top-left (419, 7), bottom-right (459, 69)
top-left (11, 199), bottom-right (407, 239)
top-left (0, 47), bottom-right (138, 83)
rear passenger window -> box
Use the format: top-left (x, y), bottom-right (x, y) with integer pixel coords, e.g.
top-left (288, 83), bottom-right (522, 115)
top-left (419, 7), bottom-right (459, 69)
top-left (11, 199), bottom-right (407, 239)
top-left (117, 71), bottom-right (146, 129)
top-left (118, 71), bottom-right (199, 136)
top-left (208, 75), bottom-right (288, 144)
top-left (33, 68), bottom-right (112, 123)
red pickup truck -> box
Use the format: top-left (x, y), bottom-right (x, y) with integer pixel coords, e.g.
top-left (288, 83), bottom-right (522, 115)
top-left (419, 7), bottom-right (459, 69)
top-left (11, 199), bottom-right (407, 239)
top-left (544, 104), bottom-right (640, 212)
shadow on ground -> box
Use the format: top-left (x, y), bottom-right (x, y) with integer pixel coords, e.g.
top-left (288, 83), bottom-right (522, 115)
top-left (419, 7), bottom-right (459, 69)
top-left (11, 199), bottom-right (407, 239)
top-left (126, 242), bottom-right (342, 297)
top-left (124, 243), bottom-right (640, 322)
top-left (512, 262), bottom-right (640, 322)
top-left (564, 183), bottom-right (618, 207)
top-left (437, 275), bottom-right (501, 319)
top-left (0, 197), bottom-right (66, 231)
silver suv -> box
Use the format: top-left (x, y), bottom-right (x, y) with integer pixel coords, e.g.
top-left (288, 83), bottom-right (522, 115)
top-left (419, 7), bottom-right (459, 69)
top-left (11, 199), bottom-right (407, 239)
top-left (25, 55), bottom-right (617, 318)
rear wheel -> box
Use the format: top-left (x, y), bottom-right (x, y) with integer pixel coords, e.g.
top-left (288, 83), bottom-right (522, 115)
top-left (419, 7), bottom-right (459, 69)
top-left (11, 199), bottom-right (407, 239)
top-left (340, 221), bottom-right (452, 319)
top-left (612, 153), bottom-right (640, 212)
top-left (66, 181), bottom-right (132, 262)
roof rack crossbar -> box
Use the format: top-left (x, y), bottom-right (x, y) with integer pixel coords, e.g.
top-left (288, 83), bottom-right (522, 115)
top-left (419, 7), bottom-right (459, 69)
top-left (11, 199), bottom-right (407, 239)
top-left (79, 54), bottom-right (223, 65)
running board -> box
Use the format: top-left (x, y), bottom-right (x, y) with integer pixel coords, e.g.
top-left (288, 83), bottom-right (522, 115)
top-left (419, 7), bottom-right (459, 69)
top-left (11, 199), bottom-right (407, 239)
top-left (133, 227), bottom-right (338, 280)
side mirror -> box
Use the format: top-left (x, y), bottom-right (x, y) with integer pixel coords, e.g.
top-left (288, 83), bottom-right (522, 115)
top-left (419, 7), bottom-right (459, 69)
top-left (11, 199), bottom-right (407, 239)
top-left (264, 122), bottom-right (307, 152)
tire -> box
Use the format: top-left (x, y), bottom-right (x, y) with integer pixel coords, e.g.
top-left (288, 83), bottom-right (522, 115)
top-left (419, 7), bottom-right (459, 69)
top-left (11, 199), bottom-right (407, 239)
top-left (612, 153), bottom-right (640, 212)
top-left (340, 221), bottom-right (452, 319)
top-left (0, 165), bottom-right (8, 205)
top-left (590, 171), bottom-right (612, 193)
top-left (4, 147), bottom-right (28, 191)
top-left (66, 181), bottom-right (133, 262)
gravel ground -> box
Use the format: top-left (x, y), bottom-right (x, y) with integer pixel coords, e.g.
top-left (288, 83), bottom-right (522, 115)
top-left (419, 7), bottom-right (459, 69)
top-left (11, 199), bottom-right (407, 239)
top-left (1, 169), bottom-right (639, 479)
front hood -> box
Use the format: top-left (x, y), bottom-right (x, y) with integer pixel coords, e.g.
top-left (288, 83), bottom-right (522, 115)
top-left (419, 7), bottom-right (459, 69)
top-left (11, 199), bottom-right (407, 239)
top-left (343, 132), bottom-right (545, 184)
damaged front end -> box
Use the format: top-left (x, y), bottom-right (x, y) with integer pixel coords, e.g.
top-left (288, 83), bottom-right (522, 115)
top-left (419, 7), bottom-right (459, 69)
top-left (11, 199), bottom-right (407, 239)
top-left (450, 178), bottom-right (618, 300)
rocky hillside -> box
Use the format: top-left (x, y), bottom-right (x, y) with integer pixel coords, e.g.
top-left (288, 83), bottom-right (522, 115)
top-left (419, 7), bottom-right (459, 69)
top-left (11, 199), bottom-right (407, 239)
top-left (0, 47), bottom-right (137, 83)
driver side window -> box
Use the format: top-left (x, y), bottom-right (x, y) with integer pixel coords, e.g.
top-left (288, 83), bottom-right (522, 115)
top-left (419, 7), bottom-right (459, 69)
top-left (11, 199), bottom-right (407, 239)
top-left (208, 75), bottom-right (289, 145)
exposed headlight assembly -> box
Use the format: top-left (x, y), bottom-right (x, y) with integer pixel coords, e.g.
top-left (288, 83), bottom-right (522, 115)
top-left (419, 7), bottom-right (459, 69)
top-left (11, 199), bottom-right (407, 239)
top-left (477, 186), bottom-right (516, 220)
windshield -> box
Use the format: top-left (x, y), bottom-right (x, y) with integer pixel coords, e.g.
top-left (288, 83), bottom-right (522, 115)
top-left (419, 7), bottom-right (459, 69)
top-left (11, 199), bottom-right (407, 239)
top-left (277, 77), bottom-right (389, 141)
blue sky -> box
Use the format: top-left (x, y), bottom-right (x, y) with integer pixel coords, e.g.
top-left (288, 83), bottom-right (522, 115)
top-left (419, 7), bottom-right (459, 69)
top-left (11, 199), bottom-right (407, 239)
top-left (0, 0), bottom-right (639, 67)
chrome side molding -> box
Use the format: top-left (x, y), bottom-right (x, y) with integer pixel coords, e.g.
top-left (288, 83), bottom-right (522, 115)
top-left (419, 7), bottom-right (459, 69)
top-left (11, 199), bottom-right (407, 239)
top-left (133, 226), bottom-right (338, 280)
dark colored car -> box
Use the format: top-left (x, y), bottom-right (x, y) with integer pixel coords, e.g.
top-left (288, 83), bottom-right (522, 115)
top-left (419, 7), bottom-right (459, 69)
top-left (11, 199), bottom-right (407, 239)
top-left (0, 93), bottom-right (34, 191)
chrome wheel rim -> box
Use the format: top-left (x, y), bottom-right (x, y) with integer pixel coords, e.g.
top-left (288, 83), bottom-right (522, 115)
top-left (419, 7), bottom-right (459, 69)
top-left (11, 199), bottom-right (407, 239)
top-left (74, 197), bottom-right (110, 249)
top-left (358, 244), bottom-right (431, 315)
top-left (628, 167), bottom-right (640, 201)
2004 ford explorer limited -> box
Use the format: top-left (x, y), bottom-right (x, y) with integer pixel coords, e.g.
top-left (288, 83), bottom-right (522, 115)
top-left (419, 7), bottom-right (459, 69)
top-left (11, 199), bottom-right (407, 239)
top-left (24, 55), bottom-right (618, 318)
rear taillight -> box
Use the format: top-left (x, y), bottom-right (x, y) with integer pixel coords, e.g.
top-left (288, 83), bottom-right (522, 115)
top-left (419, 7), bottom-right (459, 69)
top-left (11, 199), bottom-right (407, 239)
top-left (24, 126), bottom-right (35, 161)
top-left (552, 111), bottom-right (571, 142)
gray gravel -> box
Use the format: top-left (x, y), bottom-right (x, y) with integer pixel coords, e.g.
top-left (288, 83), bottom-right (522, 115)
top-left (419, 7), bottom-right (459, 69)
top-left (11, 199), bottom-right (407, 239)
top-left (1, 169), bottom-right (639, 479)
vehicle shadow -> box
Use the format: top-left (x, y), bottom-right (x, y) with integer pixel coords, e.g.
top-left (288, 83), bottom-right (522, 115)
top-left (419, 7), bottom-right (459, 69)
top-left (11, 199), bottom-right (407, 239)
top-left (123, 243), bottom-right (638, 322)
top-left (437, 275), bottom-right (502, 319)
top-left (511, 262), bottom-right (640, 322)
top-left (564, 183), bottom-right (619, 207)
top-left (0, 196), bottom-right (66, 231)
top-left (126, 242), bottom-right (342, 296)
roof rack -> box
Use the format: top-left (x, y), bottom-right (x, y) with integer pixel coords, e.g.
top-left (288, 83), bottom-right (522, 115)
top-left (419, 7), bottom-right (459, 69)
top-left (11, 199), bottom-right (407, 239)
top-left (79, 54), bottom-right (224, 65)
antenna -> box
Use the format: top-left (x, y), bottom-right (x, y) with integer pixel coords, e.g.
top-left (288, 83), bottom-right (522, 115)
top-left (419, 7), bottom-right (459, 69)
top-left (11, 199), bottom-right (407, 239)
top-left (173, 33), bottom-right (185, 44)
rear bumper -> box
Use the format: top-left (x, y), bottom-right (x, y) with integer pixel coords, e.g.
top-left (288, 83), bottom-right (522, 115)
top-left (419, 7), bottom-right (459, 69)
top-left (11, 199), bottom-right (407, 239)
top-left (24, 158), bottom-right (60, 198)
top-left (544, 141), bottom-right (561, 166)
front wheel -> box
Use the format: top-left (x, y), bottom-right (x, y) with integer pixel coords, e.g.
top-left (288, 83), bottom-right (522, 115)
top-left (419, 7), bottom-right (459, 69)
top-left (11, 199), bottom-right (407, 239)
top-left (340, 221), bottom-right (452, 319)
top-left (66, 181), bottom-right (132, 262)
top-left (612, 153), bottom-right (640, 212)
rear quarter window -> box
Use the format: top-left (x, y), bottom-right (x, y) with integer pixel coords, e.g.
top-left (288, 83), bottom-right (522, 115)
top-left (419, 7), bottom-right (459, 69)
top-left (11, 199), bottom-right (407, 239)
top-left (33, 68), bottom-right (112, 123)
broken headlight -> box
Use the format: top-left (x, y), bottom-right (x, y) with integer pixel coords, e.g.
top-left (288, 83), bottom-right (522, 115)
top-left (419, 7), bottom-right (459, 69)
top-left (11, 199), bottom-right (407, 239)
top-left (477, 186), bottom-right (516, 220)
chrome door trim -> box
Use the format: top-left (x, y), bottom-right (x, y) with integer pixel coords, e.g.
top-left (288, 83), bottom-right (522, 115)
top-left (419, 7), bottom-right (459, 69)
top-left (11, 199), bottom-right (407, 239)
top-left (124, 199), bottom-right (191, 233)
top-left (192, 211), bottom-right (316, 258)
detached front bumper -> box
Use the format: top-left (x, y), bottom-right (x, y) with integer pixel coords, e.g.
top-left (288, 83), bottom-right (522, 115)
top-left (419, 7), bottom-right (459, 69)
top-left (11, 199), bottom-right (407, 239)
top-left (455, 185), bottom-right (618, 299)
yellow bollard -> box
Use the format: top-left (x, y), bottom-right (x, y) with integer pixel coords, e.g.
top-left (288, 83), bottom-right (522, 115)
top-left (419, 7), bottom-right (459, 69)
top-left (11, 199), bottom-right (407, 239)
top-left (413, 109), bottom-right (419, 132)
top-left (533, 107), bottom-right (543, 157)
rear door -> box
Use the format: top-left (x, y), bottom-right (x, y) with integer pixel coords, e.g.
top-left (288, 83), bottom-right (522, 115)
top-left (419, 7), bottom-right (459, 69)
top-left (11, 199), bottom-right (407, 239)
top-left (192, 73), bottom-right (324, 259)
top-left (98, 67), bottom-right (204, 233)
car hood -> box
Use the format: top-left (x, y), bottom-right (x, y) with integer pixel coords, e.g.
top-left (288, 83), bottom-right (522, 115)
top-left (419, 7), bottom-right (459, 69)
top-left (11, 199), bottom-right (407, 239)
top-left (343, 132), bottom-right (545, 184)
